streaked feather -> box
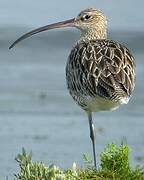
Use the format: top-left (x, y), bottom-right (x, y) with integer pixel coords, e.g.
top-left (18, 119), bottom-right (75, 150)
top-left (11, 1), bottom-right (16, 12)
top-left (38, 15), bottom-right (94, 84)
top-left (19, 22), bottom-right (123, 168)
top-left (66, 39), bottom-right (135, 110)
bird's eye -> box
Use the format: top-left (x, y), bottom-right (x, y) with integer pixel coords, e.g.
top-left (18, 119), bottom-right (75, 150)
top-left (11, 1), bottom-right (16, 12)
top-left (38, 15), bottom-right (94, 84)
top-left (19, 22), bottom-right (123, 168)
top-left (84, 15), bottom-right (91, 20)
top-left (80, 14), bottom-right (92, 21)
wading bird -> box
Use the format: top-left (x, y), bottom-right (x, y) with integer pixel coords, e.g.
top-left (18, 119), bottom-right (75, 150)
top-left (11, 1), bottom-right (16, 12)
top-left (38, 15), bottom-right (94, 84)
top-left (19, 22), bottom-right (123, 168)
top-left (9, 8), bottom-right (136, 168)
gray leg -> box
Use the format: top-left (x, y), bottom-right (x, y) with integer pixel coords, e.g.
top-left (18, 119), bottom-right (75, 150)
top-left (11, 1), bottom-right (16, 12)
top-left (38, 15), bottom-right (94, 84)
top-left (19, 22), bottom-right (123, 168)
top-left (88, 112), bottom-right (96, 168)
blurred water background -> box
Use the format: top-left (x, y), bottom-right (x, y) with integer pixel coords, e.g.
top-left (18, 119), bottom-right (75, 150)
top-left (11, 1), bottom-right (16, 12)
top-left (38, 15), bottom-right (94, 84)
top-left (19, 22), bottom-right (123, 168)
top-left (0, 0), bottom-right (144, 179)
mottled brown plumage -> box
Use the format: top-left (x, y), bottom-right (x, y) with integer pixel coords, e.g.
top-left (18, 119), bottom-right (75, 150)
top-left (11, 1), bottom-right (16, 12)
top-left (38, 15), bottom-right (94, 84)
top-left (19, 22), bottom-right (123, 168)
top-left (66, 39), bottom-right (135, 111)
top-left (9, 7), bottom-right (136, 169)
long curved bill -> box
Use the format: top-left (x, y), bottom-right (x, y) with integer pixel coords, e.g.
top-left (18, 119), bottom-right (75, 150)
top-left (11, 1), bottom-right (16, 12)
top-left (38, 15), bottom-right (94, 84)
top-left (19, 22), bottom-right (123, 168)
top-left (9, 18), bottom-right (75, 49)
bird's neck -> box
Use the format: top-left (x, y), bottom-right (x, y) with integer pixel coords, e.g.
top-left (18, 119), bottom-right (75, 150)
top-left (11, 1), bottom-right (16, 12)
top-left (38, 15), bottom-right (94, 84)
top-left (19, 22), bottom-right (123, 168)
top-left (79, 27), bottom-right (107, 41)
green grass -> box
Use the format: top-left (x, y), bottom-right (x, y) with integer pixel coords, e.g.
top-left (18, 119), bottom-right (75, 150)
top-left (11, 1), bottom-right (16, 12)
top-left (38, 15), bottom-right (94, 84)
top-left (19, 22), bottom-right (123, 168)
top-left (14, 144), bottom-right (144, 180)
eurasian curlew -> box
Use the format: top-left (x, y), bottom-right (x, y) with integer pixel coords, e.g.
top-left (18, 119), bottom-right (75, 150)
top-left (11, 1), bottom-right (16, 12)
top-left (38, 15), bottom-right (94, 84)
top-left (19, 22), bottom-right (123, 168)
top-left (9, 8), bottom-right (136, 168)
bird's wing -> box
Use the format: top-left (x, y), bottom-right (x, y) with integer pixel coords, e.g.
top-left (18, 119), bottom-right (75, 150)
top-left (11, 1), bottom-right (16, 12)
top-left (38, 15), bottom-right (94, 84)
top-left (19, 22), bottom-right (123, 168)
top-left (68, 40), bottom-right (136, 101)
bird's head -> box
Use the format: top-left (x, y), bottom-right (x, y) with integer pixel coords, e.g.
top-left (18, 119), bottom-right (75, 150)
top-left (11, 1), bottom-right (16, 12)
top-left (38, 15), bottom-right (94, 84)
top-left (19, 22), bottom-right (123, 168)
top-left (9, 8), bottom-right (107, 49)
top-left (74, 8), bottom-right (107, 32)
top-left (74, 8), bottom-right (107, 40)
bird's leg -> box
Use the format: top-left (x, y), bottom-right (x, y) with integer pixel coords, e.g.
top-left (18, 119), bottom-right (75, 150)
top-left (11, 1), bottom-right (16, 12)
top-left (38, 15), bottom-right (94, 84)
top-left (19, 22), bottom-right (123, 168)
top-left (88, 112), bottom-right (97, 168)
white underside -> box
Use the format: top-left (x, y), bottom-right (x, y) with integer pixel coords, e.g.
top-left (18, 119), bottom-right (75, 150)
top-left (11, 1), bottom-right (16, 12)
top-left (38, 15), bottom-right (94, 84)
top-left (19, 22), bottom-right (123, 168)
top-left (86, 96), bottom-right (129, 112)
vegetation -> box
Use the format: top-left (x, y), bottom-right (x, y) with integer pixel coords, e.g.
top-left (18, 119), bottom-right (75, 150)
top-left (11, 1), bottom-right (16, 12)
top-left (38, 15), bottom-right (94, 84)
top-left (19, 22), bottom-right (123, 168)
top-left (14, 144), bottom-right (144, 180)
